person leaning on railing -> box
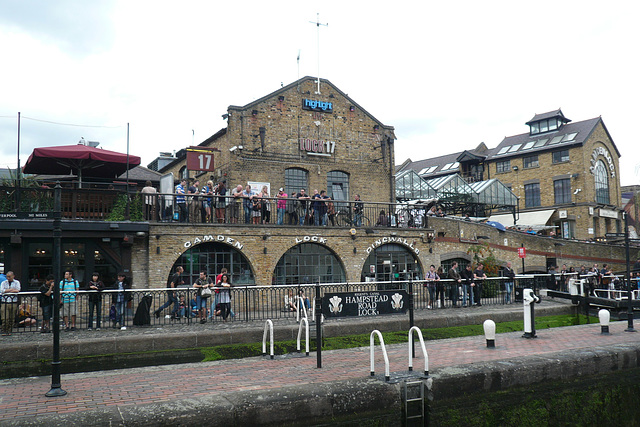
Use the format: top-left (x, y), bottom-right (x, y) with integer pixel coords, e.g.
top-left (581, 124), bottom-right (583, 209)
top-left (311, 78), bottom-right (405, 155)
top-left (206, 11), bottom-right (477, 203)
top-left (1, 271), bottom-right (21, 336)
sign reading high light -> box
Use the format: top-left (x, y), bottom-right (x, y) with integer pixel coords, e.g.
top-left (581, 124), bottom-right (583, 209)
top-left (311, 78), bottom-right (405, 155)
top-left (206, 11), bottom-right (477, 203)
top-left (302, 99), bottom-right (333, 112)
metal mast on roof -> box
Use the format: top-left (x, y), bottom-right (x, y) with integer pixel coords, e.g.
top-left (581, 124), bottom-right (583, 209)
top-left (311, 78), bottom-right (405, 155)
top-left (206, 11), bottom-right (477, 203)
top-left (309, 13), bottom-right (328, 94)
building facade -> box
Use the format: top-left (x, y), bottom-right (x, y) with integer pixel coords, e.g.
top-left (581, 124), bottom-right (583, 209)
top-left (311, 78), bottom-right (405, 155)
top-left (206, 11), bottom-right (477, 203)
top-left (397, 109), bottom-right (623, 241)
top-left (158, 76), bottom-right (397, 204)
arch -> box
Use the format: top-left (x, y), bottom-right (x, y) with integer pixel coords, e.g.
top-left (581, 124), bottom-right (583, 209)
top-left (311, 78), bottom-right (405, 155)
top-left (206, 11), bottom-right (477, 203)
top-left (594, 159), bottom-right (610, 204)
top-left (170, 241), bottom-right (255, 286)
top-left (273, 242), bottom-right (346, 285)
top-left (361, 243), bottom-right (423, 282)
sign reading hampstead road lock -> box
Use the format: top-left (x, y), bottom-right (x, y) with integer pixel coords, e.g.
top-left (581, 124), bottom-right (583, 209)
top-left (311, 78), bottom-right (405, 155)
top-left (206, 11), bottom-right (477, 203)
top-left (322, 290), bottom-right (409, 318)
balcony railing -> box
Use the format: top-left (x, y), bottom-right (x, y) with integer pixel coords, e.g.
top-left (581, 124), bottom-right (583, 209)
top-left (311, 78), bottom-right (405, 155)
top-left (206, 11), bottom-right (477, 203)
top-left (0, 185), bottom-right (443, 229)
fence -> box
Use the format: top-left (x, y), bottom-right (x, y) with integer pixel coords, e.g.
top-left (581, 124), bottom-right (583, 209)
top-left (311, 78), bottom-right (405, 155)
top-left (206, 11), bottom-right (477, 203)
top-left (4, 274), bottom-right (639, 334)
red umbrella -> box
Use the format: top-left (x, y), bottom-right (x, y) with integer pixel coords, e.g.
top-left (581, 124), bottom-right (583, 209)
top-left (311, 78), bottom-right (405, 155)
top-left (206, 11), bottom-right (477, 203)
top-left (23, 144), bottom-right (141, 186)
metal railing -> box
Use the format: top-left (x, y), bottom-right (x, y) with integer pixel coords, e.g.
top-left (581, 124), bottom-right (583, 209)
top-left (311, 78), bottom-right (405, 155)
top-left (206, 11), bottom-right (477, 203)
top-left (3, 275), bottom-right (640, 334)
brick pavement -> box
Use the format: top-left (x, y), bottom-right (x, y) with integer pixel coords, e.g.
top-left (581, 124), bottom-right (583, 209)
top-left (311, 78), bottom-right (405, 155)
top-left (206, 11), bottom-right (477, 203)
top-left (0, 319), bottom-right (638, 424)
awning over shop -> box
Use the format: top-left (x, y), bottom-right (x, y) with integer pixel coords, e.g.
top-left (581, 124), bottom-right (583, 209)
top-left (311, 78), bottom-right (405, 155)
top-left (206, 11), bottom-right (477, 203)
top-left (489, 209), bottom-right (556, 230)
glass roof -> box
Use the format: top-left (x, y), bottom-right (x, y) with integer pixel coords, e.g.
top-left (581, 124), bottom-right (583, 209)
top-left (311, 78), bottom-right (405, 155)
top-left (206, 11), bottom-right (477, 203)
top-left (395, 169), bottom-right (436, 200)
top-left (469, 179), bottom-right (518, 206)
top-left (425, 174), bottom-right (477, 203)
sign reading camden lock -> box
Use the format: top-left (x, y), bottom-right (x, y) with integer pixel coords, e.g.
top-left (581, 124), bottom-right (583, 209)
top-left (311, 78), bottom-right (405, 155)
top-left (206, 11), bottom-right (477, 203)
top-left (322, 290), bottom-right (409, 318)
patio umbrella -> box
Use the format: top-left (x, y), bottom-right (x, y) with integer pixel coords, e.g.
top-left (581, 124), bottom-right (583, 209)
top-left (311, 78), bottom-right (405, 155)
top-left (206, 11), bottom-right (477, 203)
top-left (23, 144), bottom-right (141, 187)
top-left (486, 220), bottom-right (507, 232)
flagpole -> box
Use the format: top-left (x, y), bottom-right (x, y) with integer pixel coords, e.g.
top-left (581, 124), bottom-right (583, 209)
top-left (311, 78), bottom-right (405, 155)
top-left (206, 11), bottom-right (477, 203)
top-left (126, 123), bottom-right (130, 219)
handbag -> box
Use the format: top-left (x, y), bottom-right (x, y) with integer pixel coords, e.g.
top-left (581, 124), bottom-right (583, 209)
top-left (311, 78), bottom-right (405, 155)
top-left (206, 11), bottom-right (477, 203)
top-left (201, 286), bottom-right (212, 298)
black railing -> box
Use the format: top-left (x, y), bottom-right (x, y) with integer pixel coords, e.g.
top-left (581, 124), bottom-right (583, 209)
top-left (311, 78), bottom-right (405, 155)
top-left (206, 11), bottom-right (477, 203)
top-left (4, 275), bottom-right (639, 334)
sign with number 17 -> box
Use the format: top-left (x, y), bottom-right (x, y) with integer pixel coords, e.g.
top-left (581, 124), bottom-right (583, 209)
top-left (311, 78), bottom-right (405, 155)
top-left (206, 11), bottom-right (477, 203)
top-left (186, 150), bottom-right (215, 172)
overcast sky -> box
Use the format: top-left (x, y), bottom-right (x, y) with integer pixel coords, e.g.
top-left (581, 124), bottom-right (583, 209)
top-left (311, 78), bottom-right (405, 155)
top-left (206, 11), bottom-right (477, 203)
top-left (1, 1), bottom-right (639, 185)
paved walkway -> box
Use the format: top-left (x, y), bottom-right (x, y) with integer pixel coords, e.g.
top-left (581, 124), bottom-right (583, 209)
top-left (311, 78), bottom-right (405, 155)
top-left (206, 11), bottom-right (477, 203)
top-left (0, 317), bottom-right (638, 424)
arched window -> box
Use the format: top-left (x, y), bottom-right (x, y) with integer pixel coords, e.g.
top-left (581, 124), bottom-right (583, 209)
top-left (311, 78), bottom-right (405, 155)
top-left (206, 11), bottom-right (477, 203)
top-left (172, 242), bottom-right (255, 286)
top-left (274, 243), bottom-right (345, 285)
top-left (327, 171), bottom-right (350, 201)
top-left (594, 160), bottom-right (610, 204)
top-left (361, 244), bottom-right (422, 283)
top-left (285, 168), bottom-right (308, 194)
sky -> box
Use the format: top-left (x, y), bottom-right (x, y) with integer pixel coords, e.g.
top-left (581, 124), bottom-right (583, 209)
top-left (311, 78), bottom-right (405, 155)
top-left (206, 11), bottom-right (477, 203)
top-left (1, 1), bottom-right (639, 185)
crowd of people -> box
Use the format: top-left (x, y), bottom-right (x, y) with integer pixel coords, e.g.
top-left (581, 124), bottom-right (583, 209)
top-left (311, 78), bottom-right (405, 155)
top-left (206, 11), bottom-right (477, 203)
top-left (3, 258), bottom-right (640, 336)
top-left (146, 178), bottom-right (367, 227)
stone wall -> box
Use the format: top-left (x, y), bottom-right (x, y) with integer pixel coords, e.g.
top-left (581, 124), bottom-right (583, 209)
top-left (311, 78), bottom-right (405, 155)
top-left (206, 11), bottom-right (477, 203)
top-left (133, 216), bottom-right (632, 288)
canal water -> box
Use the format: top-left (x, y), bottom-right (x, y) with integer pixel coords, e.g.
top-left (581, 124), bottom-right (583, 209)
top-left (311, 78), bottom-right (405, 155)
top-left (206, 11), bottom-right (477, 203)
top-left (312, 367), bottom-right (640, 426)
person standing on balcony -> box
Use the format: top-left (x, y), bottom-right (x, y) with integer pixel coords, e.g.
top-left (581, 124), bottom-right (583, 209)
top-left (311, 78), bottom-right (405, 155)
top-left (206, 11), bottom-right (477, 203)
top-left (176, 179), bottom-right (188, 223)
top-left (188, 179), bottom-right (200, 223)
top-left (353, 194), bottom-right (363, 227)
top-left (1, 271), bottom-right (20, 336)
top-left (230, 184), bottom-right (243, 224)
top-left (260, 185), bottom-right (271, 224)
top-left (295, 189), bottom-right (310, 225)
top-left (276, 188), bottom-right (288, 225)
top-left (215, 180), bottom-right (227, 223)
top-left (141, 180), bottom-right (157, 221)
top-left (312, 189), bottom-right (322, 226)
top-left (242, 185), bottom-right (255, 224)
top-left (201, 180), bottom-right (214, 223)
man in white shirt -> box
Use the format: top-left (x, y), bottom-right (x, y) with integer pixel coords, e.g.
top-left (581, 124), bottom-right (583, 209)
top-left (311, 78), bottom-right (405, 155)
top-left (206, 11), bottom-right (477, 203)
top-left (1, 271), bottom-right (21, 336)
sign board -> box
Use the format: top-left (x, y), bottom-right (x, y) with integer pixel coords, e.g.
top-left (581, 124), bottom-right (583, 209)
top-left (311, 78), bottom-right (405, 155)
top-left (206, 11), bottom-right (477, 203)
top-left (322, 290), bottom-right (409, 318)
top-left (605, 233), bottom-right (625, 238)
top-left (186, 150), bottom-right (215, 172)
top-left (517, 247), bottom-right (526, 258)
top-left (0, 212), bottom-right (52, 219)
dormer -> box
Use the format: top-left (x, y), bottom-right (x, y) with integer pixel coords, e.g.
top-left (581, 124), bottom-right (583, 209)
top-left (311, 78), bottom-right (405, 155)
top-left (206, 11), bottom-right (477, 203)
top-left (525, 109), bottom-right (571, 136)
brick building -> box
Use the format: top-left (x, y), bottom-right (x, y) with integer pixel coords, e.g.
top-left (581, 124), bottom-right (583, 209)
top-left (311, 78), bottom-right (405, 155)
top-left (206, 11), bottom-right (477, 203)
top-left (397, 109), bottom-right (623, 241)
top-left (156, 76), bottom-right (397, 204)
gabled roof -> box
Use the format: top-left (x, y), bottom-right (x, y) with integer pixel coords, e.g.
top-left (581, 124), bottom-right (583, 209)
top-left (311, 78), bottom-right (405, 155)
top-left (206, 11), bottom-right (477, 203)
top-left (488, 117), bottom-right (603, 161)
top-left (397, 142), bottom-right (488, 178)
top-left (525, 109), bottom-right (571, 126)
top-left (228, 76), bottom-right (395, 134)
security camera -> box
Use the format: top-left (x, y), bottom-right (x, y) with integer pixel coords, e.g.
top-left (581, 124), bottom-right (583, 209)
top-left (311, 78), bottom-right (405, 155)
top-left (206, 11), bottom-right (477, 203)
top-left (573, 188), bottom-right (582, 195)
top-left (238, 145), bottom-right (243, 150)
top-left (229, 146), bottom-right (238, 152)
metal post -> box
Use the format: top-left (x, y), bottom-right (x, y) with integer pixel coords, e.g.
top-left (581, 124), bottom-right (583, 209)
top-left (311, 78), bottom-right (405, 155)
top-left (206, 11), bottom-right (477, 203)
top-left (521, 243), bottom-right (525, 274)
top-left (16, 112), bottom-right (21, 213)
top-left (244, 285), bottom-right (249, 322)
top-left (408, 277), bottom-right (415, 358)
top-left (46, 183), bottom-right (67, 397)
top-left (624, 212), bottom-right (636, 332)
top-left (315, 281), bottom-right (322, 368)
top-left (125, 123), bottom-right (130, 220)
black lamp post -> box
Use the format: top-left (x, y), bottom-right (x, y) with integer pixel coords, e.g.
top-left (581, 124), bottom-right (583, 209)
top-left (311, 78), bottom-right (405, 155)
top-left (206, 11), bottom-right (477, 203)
top-left (46, 183), bottom-right (67, 397)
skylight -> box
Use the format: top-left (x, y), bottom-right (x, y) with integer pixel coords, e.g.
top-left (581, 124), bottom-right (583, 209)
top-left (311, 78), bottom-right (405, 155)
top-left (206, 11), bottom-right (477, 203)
top-left (534, 139), bottom-right (547, 148)
top-left (497, 146), bottom-right (510, 155)
top-left (441, 162), bottom-right (454, 171)
top-left (522, 141), bottom-right (535, 150)
top-left (562, 132), bottom-right (578, 142)
top-left (419, 166), bottom-right (437, 175)
top-left (549, 135), bottom-right (564, 145)
top-left (451, 162), bottom-right (459, 169)
top-left (507, 144), bottom-right (522, 153)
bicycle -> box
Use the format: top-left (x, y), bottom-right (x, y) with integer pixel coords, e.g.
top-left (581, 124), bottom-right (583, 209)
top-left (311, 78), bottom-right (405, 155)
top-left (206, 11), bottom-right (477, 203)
top-left (335, 208), bottom-right (370, 227)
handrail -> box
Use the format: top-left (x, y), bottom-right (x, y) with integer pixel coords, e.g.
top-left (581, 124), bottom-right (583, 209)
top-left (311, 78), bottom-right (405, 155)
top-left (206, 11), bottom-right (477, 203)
top-left (407, 326), bottom-right (429, 376)
top-left (370, 329), bottom-right (390, 382)
top-left (297, 317), bottom-right (309, 356)
top-left (262, 319), bottom-right (274, 359)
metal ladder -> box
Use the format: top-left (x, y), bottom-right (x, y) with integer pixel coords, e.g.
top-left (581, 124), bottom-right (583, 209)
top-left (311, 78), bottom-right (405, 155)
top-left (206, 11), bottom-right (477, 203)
top-left (403, 380), bottom-right (425, 425)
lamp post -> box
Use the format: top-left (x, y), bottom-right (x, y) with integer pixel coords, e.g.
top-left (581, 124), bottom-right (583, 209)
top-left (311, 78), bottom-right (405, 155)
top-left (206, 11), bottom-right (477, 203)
top-left (46, 183), bottom-right (67, 397)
